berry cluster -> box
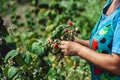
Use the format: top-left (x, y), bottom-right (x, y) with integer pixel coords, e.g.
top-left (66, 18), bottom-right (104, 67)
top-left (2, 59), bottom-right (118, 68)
top-left (31, 20), bottom-right (80, 61)
top-left (45, 20), bottom-right (80, 60)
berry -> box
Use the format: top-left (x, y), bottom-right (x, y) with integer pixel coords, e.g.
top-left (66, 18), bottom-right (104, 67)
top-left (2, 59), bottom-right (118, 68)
top-left (61, 36), bottom-right (64, 40)
top-left (48, 38), bottom-right (52, 43)
top-left (53, 43), bottom-right (58, 48)
top-left (70, 30), bottom-right (74, 33)
top-left (64, 28), bottom-right (68, 32)
top-left (75, 28), bottom-right (80, 33)
top-left (68, 20), bottom-right (73, 26)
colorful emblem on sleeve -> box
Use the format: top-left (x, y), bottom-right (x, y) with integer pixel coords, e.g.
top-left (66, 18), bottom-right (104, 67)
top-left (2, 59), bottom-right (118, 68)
top-left (92, 38), bottom-right (98, 50)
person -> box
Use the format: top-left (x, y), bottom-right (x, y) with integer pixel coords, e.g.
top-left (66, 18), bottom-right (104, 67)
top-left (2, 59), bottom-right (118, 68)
top-left (59, 0), bottom-right (120, 80)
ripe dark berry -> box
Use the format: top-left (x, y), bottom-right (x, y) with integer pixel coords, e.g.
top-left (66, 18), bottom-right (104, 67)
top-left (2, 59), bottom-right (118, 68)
top-left (75, 28), bottom-right (80, 33)
top-left (68, 20), bottom-right (73, 26)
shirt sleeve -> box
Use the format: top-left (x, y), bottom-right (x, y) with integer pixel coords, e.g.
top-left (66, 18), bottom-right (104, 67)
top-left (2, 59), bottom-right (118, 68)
top-left (112, 13), bottom-right (120, 54)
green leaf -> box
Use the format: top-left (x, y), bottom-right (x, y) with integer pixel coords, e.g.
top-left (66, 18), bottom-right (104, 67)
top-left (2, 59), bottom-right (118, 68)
top-left (7, 66), bottom-right (18, 79)
top-left (24, 52), bottom-right (32, 64)
top-left (70, 56), bottom-right (80, 61)
top-left (45, 25), bottom-right (54, 33)
top-left (15, 53), bottom-right (25, 66)
top-left (44, 57), bottom-right (51, 66)
top-left (26, 38), bottom-right (37, 52)
top-left (5, 50), bottom-right (19, 62)
top-left (31, 42), bottom-right (40, 52)
top-left (37, 46), bottom-right (44, 58)
top-left (16, 78), bottom-right (24, 80)
top-left (2, 67), bottom-right (9, 77)
top-left (15, 78), bottom-right (25, 80)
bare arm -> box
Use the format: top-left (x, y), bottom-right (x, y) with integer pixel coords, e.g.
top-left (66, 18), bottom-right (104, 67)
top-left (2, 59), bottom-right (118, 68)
top-left (74, 37), bottom-right (90, 47)
top-left (77, 44), bottom-right (120, 75)
top-left (60, 41), bottom-right (120, 75)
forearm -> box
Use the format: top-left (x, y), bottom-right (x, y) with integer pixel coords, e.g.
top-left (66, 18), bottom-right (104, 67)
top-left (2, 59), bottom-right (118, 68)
top-left (77, 45), bottom-right (120, 75)
top-left (75, 39), bottom-right (90, 47)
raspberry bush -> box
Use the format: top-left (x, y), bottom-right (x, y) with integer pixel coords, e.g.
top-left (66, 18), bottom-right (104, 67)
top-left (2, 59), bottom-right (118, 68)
top-left (0, 0), bottom-right (104, 80)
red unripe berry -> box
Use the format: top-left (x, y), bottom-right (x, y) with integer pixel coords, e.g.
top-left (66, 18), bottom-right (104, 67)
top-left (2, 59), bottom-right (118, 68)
top-left (64, 28), bottom-right (68, 32)
top-left (53, 43), bottom-right (58, 48)
top-left (68, 20), bottom-right (73, 26)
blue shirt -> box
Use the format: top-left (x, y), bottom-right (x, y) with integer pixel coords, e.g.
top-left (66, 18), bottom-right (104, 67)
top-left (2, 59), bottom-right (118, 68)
top-left (89, 0), bottom-right (120, 80)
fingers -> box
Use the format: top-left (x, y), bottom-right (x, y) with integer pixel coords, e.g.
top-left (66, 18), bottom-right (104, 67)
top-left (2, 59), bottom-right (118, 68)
top-left (59, 41), bottom-right (67, 49)
top-left (61, 49), bottom-right (65, 53)
top-left (59, 41), bottom-right (70, 54)
top-left (59, 41), bottom-right (69, 48)
top-left (60, 41), bottom-right (67, 45)
top-left (59, 41), bottom-right (67, 53)
top-left (59, 45), bottom-right (66, 49)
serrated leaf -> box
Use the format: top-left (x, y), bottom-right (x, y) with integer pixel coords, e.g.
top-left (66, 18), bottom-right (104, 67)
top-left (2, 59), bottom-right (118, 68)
top-left (38, 46), bottom-right (44, 57)
top-left (24, 52), bottom-right (32, 64)
top-left (44, 57), bottom-right (51, 66)
top-left (7, 66), bottom-right (18, 79)
top-left (31, 42), bottom-right (39, 52)
top-left (5, 50), bottom-right (19, 62)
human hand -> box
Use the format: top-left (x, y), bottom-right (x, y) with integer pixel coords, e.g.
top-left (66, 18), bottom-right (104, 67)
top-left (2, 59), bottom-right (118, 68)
top-left (74, 37), bottom-right (80, 43)
top-left (59, 41), bottom-right (80, 56)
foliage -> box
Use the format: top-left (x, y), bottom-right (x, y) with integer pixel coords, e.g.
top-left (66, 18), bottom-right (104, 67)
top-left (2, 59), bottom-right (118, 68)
top-left (0, 0), bottom-right (105, 80)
